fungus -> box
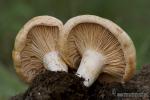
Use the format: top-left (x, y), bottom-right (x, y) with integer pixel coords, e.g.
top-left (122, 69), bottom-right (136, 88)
top-left (59, 15), bottom-right (136, 87)
top-left (12, 16), bottom-right (68, 83)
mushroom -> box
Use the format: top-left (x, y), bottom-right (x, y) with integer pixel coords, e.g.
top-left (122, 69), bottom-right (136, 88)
top-left (59, 15), bottom-right (136, 87)
top-left (12, 16), bottom-right (68, 83)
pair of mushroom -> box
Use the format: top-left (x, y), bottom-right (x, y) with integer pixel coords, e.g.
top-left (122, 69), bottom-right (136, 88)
top-left (12, 15), bottom-right (136, 87)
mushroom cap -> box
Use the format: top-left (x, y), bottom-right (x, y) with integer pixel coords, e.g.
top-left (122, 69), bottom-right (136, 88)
top-left (59, 15), bottom-right (136, 83)
top-left (12, 16), bottom-right (63, 83)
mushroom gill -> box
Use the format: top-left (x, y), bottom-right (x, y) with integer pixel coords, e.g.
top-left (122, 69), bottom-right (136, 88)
top-left (20, 26), bottom-right (59, 81)
top-left (13, 16), bottom-right (68, 83)
top-left (65, 23), bottom-right (126, 86)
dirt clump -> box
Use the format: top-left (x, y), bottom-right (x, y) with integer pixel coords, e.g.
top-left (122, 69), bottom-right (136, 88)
top-left (10, 64), bottom-right (150, 100)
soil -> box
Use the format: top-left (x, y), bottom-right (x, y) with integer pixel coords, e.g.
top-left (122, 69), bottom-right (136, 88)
top-left (10, 64), bottom-right (150, 100)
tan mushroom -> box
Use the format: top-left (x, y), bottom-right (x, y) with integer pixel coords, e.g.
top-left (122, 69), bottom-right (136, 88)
top-left (12, 16), bottom-right (68, 83)
top-left (59, 15), bottom-right (136, 87)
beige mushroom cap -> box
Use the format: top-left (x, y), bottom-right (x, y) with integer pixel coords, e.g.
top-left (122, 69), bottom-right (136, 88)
top-left (59, 15), bottom-right (136, 86)
top-left (12, 16), bottom-right (67, 83)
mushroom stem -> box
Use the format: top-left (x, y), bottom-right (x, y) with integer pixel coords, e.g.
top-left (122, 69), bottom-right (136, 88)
top-left (43, 51), bottom-right (68, 72)
top-left (76, 49), bottom-right (105, 87)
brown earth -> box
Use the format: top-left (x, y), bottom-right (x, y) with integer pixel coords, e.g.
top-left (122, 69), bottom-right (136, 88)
top-left (10, 64), bottom-right (150, 100)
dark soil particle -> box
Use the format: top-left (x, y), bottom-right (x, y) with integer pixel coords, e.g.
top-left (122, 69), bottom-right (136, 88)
top-left (10, 64), bottom-right (150, 100)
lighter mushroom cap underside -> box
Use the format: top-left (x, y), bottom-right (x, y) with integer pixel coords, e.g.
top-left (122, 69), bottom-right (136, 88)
top-left (60, 15), bottom-right (136, 86)
top-left (12, 16), bottom-right (67, 83)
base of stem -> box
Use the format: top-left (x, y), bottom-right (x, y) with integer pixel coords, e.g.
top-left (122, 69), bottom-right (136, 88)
top-left (43, 51), bottom-right (68, 72)
top-left (76, 49), bottom-right (104, 87)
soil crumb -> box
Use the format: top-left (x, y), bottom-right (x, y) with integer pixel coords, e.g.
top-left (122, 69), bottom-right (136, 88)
top-left (10, 64), bottom-right (150, 100)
